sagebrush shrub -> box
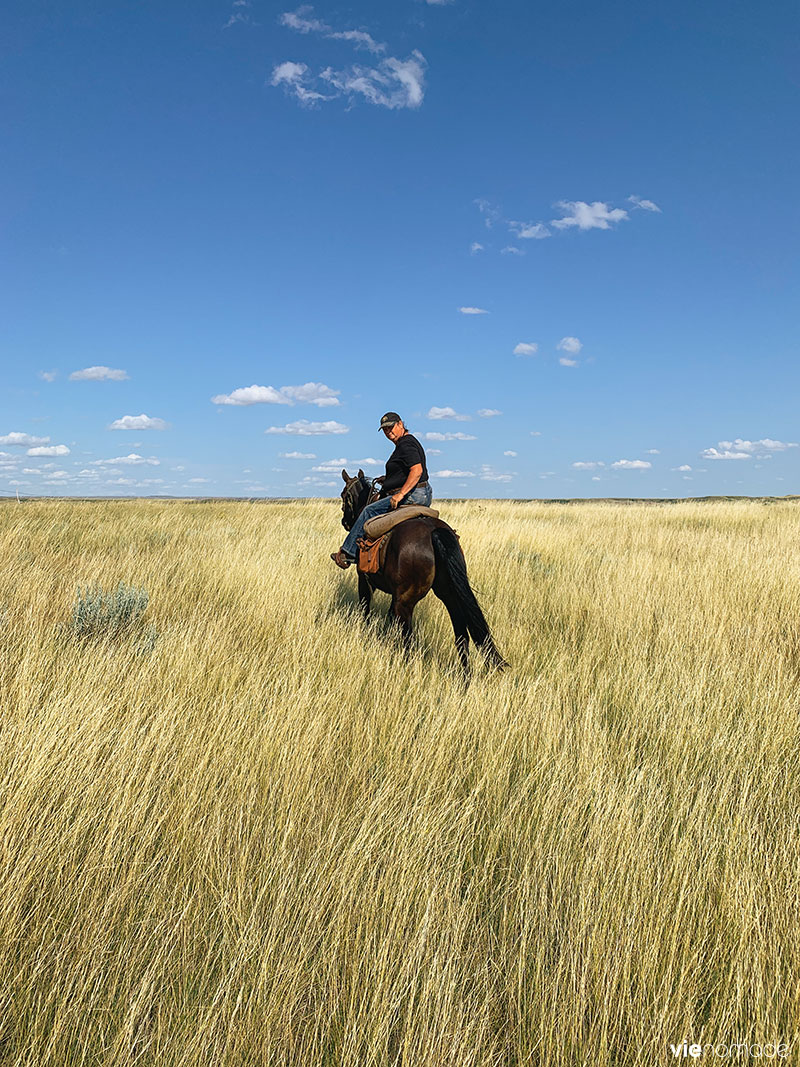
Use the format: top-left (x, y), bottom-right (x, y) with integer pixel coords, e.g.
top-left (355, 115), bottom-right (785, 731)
top-left (70, 582), bottom-right (155, 647)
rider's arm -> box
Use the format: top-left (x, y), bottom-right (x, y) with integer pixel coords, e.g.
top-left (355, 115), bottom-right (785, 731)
top-left (390, 463), bottom-right (423, 507)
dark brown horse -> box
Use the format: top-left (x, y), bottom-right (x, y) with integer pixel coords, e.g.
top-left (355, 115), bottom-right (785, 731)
top-left (339, 469), bottom-right (506, 675)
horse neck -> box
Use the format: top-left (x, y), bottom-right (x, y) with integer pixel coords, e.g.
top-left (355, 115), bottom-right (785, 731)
top-left (354, 480), bottom-right (372, 518)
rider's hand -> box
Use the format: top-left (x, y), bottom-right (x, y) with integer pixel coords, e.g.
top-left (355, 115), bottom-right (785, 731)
top-left (390, 493), bottom-right (403, 510)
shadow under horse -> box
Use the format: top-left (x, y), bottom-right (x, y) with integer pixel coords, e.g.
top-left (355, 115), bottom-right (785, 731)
top-left (339, 469), bottom-right (507, 676)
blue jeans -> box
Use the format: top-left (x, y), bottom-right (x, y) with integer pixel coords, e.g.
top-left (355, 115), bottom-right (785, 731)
top-left (341, 483), bottom-right (433, 559)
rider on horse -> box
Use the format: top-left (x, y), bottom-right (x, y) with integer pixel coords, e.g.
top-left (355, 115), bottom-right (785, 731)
top-left (330, 411), bottom-right (432, 568)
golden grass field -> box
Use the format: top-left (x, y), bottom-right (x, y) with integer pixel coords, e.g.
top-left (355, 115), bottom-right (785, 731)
top-left (1, 497), bottom-right (799, 1066)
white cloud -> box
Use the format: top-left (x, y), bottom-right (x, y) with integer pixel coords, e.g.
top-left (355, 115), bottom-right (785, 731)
top-left (718, 438), bottom-right (798, 455)
top-left (427, 406), bottom-right (470, 421)
top-left (425, 0), bottom-right (454, 5)
top-left (572, 461), bottom-right (605, 470)
top-left (0, 432), bottom-right (50, 446)
top-left (611, 459), bottom-right (652, 470)
top-left (530, 431), bottom-right (541, 436)
top-left (645, 449), bottom-right (660, 454)
top-left (477, 408), bottom-right (501, 418)
top-left (509, 222), bottom-right (551, 240)
top-left (459, 306), bottom-right (489, 315)
top-left (212, 381), bottom-right (340, 407)
top-left (188, 478), bottom-right (211, 484)
top-left (628, 195), bottom-right (661, 213)
top-left (69, 366), bottom-right (129, 381)
top-left (280, 7), bottom-right (385, 53)
top-left (38, 370), bottom-right (57, 382)
top-left (427, 448), bottom-right (442, 455)
top-left (281, 451), bottom-right (317, 459)
top-left (90, 454), bottom-right (160, 467)
top-left (551, 201), bottom-right (628, 231)
top-left (313, 456), bottom-right (381, 472)
top-left (27, 445), bottom-right (70, 456)
top-left (503, 450), bottom-right (517, 457)
top-left (699, 447), bottom-right (751, 461)
top-left (264, 420), bottom-right (349, 435)
top-left (479, 465), bottom-right (513, 482)
top-left (470, 242), bottom-right (484, 254)
top-left (557, 337), bottom-right (583, 354)
top-left (674, 465), bottom-right (692, 472)
top-left (514, 342), bottom-right (538, 357)
top-left (270, 62), bottom-right (330, 105)
top-left (319, 52), bottom-right (428, 110)
top-left (559, 358), bottom-right (578, 367)
top-left (501, 246), bottom-right (524, 256)
top-left (108, 414), bottom-right (169, 430)
top-left (433, 469), bottom-right (474, 478)
top-left (423, 431), bottom-right (476, 441)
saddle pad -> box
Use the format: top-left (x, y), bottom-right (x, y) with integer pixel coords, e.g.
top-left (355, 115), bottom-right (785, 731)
top-left (363, 504), bottom-right (439, 540)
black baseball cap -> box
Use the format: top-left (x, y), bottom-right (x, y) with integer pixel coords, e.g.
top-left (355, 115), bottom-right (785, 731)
top-left (378, 411), bottom-right (402, 431)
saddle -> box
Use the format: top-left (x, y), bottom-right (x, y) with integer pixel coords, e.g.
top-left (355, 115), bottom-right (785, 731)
top-left (357, 504), bottom-right (440, 574)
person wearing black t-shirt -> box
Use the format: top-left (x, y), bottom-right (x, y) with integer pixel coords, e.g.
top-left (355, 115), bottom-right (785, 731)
top-left (331, 411), bottom-right (433, 568)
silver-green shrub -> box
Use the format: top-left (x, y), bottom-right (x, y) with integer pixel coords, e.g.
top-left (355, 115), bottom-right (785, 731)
top-left (70, 582), bottom-right (156, 649)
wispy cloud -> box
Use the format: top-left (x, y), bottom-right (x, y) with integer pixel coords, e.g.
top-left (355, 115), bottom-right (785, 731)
top-left (264, 420), bottom-right (349, 435)
top-left (509, 221), bottom-right (551, 240)
top-left (319, 52), bottom-right (427, 109)
top-left (458, 306), bottom-right (489, 315)
top-left (470, 242), bottom-right (484, 255)
top-left (433, 469), bottom-right (474, 478)
top-left (108, 414), bottom-right (169, 430)
top-left (501, 246), bottom-right (524, 256)
top-left (270, 62), bottom-right (330, 105)
top-left (280, 6), bottom-right (385, 53)
top-left (423, 431), bottom-right (476, 441)
top-left (273, 10), bottom-right (426, 110)
top-left (212, 382), bottom-right (340, 407)
top-left (477, 408), bottom-right (501, 418)
top-left (513, 342), bottom-right (538, 357)
top-left (700, 438), bottom-right (797, 460)
top-left (645, 449), bottom-right (661, 454)
top-left (551, 201), bottom-right (628, 231)
top-left (281, 451), bottom-right (317, 459)
top-left (673, 464), bottom-right (692, 471)
top-left (70, 366), bottom-right (129, 381)
top-left (90, 454), bottom-right (160, 466)
top-left (628, 195), bottom-right (661, 213)
top-left (474, 199), bottom-right (501, 229)
top-left (27, 445), bottom-right (70, 456)
top-left (504, 450), bottom-right (517, 457)
top-left (312, 456), bottom-right (381, 472)
top-left (479, 464), bottom-right (513, 482)
top-left (0, 432), bottom-right (50, 446)
top-left (427, 406), bottom-right (471, 421)
top-left (559, 357), bottom-right (579, 367)
top-left (38, 370), bottom-right (58, 382)
top-left (572, 461), bottom-right (605, 470)
top-left (611, 459), bottom-right (651, 470)
top-left (557, 337), bottom-right (583, 354)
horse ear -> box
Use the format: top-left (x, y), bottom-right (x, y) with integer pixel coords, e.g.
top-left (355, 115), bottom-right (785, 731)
top-left (357, 468), bottom-right (365, 480)
top-left (341, 469), bottom-right (349, 482)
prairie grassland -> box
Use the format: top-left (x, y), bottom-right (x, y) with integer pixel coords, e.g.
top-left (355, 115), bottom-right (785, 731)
top-left (0, 498), bottom-right (799, 1066)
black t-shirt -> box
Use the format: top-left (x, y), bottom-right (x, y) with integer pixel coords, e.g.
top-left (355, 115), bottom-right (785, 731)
top-left (381, 433), bottom-right (428, 494)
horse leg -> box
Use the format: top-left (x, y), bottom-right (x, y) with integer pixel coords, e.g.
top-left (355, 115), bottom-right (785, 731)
top-left (390, 594), bottom-right (416, 652)
top-left (357, 573), bottom-right (372, 619)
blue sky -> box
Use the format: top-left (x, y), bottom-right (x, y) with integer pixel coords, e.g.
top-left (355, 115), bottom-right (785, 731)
top-left (2, 0), bottom-right (798, 498)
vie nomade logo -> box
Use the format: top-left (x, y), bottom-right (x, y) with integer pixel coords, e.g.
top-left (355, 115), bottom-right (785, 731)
top-left (669, 1041), bottom-right (790, 1060)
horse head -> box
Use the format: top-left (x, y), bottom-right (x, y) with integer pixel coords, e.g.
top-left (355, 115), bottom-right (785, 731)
top-left (340, 468), bottom-right (369, 530)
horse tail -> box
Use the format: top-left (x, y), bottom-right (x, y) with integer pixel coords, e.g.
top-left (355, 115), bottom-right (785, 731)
top-left (431, 526), bottom-right (507, 669)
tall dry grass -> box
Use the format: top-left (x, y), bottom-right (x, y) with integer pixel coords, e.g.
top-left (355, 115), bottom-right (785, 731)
top-left (0, 498), bottom-right (798, 1066)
